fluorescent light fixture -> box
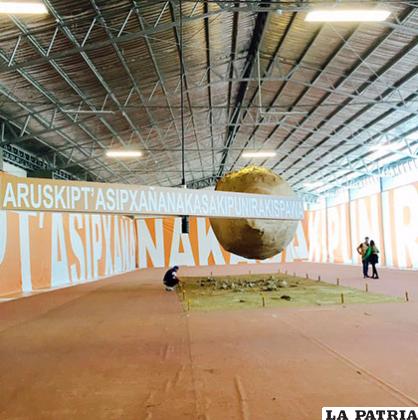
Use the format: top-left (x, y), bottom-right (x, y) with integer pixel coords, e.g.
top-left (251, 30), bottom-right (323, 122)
top-left (260, 110), bottom-right (308, 116)
top-left (370, 144), bottom-right (383, 151)
top-left (406, 131), bottom-right (418, 141)
top-left (242, 151), bottom-right (277, 158)
top-left (305, 9), bottom-right (390, 22)
top-left (0, 2), bottom-right (48, 14)
top-left (106, 150), bottom-right (143, 158)
top-left (371, 142), bottom-right (403, 152)
top-left (64, 109), bottom-right (115, 115)
top-left (304, 181), bottom-right (324, 188)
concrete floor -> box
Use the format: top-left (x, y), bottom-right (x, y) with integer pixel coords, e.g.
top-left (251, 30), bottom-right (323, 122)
top-left (0, 263), bottom-right (417, 419)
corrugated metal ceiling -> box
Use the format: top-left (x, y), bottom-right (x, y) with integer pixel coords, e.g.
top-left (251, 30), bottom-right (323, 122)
top-left (0, 0), bottom-right (417, 196)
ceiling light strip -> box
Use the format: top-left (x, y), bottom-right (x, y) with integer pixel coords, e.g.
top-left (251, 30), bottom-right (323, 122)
top-left (0, 2), bottom-right (48, 14)
top-left (305, 9), bottom-right (390, 22)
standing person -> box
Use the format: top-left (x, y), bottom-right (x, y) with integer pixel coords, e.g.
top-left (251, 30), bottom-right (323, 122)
top-left (356, 237), bottom-right (370, 279)
top-left (163, 265), bottom-right (180, 291)
top-left (367, 240), bottom-right (380, 279)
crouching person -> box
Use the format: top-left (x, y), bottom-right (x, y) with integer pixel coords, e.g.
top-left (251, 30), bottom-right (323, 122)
top-left (163, 265), bottom-right (180, 291)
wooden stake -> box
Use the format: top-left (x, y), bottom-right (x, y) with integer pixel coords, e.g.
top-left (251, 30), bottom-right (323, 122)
top-left (305, 273), bottom-right (309, 279)
top-left (182, 290), bottom-right (186, 301)
top-left (187, 299), bottom-right (191, 311)
top-left (318, 275), bottom-right (321, 282)
top-left (365, 283), bottom-right (368, 293)
top-left (340, 293), bottom-right (344, 304)
top-left (336, 278), bottom-right (340, 286)
top-left (405, 291), bottom-right (409, 302)
top-left (261, 294), bottom-right (266, 307)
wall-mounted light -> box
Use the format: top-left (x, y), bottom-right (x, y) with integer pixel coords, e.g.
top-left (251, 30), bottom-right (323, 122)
top-left (242, 151), bottom-right (277, 158)
top-left (106, 150), bottom-right (143, 158)
top-left (0, 2), bottom-right (48, 14)
top-left (305, 9), bottom-right (390, 22)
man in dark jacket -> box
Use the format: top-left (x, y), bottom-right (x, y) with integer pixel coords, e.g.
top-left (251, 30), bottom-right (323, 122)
top-left (163, 265), bottom-right (179, 291)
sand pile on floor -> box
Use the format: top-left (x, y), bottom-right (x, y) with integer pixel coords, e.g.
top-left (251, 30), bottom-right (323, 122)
top-left (198, 276), bottom-right (294, 292)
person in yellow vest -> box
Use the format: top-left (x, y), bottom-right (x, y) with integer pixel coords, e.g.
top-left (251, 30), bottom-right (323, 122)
top-left (356, 237), bottom-right (370, 279)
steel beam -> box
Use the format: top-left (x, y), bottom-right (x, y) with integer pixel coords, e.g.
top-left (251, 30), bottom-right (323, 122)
top-left (217, 1), bottom-right (271, 177)
top-left (231, 7), bottom-right (417, 173)
top-left (41, 1), bottom-right (171, 186)
top-left (0, 5), bottom-right (226, 74)
top-left (1, 1), bottom-right (418, 75)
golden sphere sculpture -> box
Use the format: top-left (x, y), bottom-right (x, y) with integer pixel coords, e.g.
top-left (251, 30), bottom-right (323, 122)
top-left (209, 166), bottom-right (298, 260)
